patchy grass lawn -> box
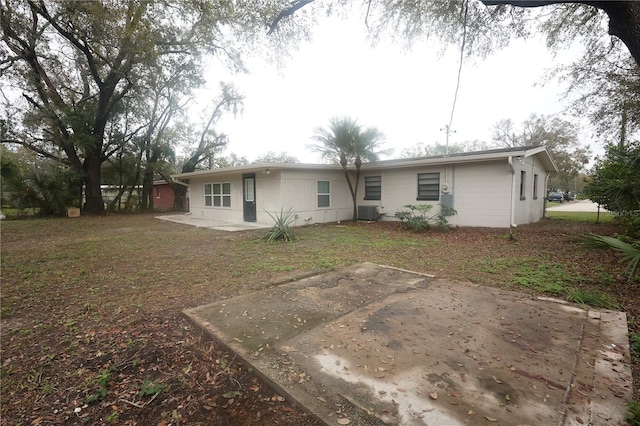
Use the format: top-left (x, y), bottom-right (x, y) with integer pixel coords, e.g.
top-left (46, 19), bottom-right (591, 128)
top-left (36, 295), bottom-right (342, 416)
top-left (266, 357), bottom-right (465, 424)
top-left (1, 214), bottom-right (638, 425)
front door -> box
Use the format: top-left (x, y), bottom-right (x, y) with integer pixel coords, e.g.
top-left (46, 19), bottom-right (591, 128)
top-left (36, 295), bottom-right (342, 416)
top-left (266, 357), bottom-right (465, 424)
top-left (242, 173), bottom-right (256, 222)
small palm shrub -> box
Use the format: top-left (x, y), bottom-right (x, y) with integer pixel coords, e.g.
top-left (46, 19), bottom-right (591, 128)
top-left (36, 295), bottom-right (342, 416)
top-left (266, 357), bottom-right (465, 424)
top-left (395, 204), bottom-right (457, 231)
top-left (265, 208), bottom-right (297, 242)
top-left (583, 233), bottom-right (640, 281)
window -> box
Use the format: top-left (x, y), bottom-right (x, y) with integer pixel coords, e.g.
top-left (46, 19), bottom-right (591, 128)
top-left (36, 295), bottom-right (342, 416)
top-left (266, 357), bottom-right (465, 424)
top-left (520, 171), bottom-right (526, 200)
top-left (417, 173), bottom-right (440, 201)
top-left (204, 182), bottom-right (231, 207)
top-left (156, 186), bottom-right (161, 198)
top-left (533, 174), bottom-right (538, 200)
top-left (317, 180), bottom-right (330, 208)
top-left (245, 178), bottom-right (254, 202)
top-left (364, 176), bottom-right (381, 200)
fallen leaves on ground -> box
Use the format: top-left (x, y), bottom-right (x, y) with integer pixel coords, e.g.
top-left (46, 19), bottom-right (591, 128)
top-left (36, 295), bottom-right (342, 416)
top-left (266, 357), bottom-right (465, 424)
top-left (1, 214), bottom-right (638, 425)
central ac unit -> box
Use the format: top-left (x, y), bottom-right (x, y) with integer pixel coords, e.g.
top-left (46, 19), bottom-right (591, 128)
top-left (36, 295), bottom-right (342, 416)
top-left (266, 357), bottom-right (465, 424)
top-left (358, 205), bottom-right (378, 221)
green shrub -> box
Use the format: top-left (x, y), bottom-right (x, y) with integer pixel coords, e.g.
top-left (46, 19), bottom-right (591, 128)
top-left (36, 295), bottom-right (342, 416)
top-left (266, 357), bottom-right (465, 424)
top-left (630, 333), bottom-right (640, 357)
top-left (265, 208), bottom-right (297, 242)
top-left (566, 288), bottom-right (618, 309)
top-left (395, 204), bottom-right (457, 231)
top-left (628, 400), bottom-right (640, 426)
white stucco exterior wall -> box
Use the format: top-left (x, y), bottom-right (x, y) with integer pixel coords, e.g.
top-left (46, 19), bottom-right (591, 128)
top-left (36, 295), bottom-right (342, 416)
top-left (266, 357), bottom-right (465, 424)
top-left (188, 171), bottom-right (245, 222)
top-left (279, 169), bottom-right (353, 225)
top-left (186, 168), bottom-right (354, 226)
top-left (511, 156), bottom-right (548, 226)
top-left (356, 159), bottom-right (543, 228)
top-left (176, 147), bottom-right (557, 229)
top-left (449, 162), bottom-right (512, 227)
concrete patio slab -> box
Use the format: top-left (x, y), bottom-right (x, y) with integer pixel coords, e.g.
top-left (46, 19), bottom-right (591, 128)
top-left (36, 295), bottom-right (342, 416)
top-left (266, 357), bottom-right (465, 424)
top-left (184, 263), bottom-right (632, 425)
top-left (156, 214), bottom-right (270, 232)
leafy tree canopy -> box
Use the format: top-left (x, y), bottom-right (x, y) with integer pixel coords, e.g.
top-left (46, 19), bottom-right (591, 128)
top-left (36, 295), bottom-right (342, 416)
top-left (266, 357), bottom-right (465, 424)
top-left (0, 0), bottom-right (301, 213)
top-left (399, 140), bottom-right (491, 158)
top-left (491, 114), bottom-right (590, 190)
top-left (270, 1), bottom-right (640, 66)
top-left (309, 116), bottom-right (389, 220)
top-left (253, 151), bottom-right (300, 164)
top-left (584, 141), bottom-right (640, 216)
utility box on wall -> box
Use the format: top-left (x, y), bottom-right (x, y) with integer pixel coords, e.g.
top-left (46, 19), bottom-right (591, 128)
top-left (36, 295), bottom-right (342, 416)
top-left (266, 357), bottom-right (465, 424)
top-left (441, 194), bottom-right (455, 215)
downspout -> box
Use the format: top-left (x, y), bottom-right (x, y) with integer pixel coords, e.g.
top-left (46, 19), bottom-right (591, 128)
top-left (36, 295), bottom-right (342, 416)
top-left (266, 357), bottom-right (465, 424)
top-left (543, 172), bottom-right (551, 217)
top-left (507, 156), bottom-right (517, 228)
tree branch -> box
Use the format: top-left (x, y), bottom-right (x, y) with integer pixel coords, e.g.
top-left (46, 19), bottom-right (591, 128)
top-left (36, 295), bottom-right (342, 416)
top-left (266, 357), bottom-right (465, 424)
top-left (267, 0), bottom-right (315, 35)
top-left (481, 1), bottom-right (640, 67)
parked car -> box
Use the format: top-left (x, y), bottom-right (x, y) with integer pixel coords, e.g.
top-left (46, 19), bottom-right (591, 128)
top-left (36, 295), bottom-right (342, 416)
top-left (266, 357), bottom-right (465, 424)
top-left (548, 192), bottom-right (564, 202)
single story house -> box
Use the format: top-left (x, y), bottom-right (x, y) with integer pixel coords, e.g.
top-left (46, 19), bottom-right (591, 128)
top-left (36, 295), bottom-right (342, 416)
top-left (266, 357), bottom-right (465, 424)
top-left (171, 146), bottom-right (558, 228)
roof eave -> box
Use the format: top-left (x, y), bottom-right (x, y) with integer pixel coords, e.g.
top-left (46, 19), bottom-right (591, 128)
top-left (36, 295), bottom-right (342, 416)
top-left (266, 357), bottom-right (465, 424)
top-left (170, 162), bottom-right (344, 179)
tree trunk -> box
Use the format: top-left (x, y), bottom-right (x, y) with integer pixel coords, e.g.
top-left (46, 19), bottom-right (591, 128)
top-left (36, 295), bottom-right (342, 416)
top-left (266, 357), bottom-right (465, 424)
top-left (341, 167), bottom-right (357, 221)
top-left (83, 155), bottom-right (103, 213)
top-left (140, 169), bottom-right (154, 211)
top-left (584, 2), bottom-right (640, 67)
top-left (173, 184), bottom-right (189, 211)
top-left (352, 166), bottom-right (362, 222)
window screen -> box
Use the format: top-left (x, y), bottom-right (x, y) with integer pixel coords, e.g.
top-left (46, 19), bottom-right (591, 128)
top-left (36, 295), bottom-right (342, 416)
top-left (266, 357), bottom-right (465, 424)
top-left (364, 176), bottom-right (381, 200)
top-left (417, 173), bottom-right (440, 201)
top-left (317, 180), bottom-right (330, 208)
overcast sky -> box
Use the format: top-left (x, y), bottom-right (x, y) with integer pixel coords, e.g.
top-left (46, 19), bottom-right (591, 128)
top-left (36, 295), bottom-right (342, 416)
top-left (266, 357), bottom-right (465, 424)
top-left (195, 13), bottom-right (584, 164)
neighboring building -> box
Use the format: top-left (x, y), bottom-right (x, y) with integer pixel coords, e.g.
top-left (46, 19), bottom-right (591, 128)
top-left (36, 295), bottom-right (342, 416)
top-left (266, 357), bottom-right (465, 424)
top-left (152, 180), bottom-right (176, 211)
top-left (171, 146), bottom-right (557, 228)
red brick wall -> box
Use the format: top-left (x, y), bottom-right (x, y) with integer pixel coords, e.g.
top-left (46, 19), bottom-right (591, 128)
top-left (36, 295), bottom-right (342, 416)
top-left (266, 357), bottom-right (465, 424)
top-left (153, 183), bottom-right (175, 211)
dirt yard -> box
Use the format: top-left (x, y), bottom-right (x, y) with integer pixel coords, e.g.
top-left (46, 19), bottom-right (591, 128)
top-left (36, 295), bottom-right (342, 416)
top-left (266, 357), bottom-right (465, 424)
top-left (1, 214), bottom-right (637, 425)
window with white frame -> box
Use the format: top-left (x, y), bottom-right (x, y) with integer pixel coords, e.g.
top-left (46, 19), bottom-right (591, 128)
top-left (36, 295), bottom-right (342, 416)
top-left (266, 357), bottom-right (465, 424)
top-left (364, 176), bottom-right (381, 200)
top-left (317, 180), bottom-right (330, 208)
top-left (520, 171), bottom-right (526, 200)
top-left (417, 172), bottom-right (440, 201)
top-left (204, 182), bottom-right (231, 207)
top-left (533, 174), bottom-right (538, 200)
top-left (245, 178), bottom-right (254, 202)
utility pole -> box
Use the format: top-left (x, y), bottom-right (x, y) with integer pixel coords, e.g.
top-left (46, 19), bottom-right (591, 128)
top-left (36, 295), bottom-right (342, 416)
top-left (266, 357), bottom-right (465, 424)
top-left (440, 125), bottom-right (456, 155)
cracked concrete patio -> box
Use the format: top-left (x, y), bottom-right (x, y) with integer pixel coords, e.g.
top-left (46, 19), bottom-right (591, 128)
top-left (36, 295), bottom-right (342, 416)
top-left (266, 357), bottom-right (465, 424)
top-left (184, 263), bottom-right (632, 425)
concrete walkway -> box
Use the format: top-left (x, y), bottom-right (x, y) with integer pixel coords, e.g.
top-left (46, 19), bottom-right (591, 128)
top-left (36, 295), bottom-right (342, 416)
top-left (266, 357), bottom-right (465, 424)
top-left (156, 214), bottom-right (270, 232)
top-left (184, 263), bottom-right (632, 425)
top-left (547, 200), bottom-right (608, 213)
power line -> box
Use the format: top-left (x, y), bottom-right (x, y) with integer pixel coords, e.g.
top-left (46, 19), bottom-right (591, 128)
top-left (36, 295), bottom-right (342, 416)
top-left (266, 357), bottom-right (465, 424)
top-left (444, 0), bottom-right (469, 154)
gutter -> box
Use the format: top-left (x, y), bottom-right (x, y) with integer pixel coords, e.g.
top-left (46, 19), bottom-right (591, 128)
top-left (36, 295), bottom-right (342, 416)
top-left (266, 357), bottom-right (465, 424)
top-left (170, 176), bottom-right (190, 187)
top-left (507, 156), bottom-right (517, 228)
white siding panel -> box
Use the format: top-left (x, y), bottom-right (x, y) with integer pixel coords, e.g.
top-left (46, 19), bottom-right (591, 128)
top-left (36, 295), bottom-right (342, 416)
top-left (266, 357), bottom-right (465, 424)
top-left (513, 157), bottom-right (547, 225)
top-left (258, 172), bottom-right (283, 212)
top-left (256, 171), bottom-right (283, 225)
top-left (184, 151), bottom-right (552, 228)
top-left (451, 162), bottom-right (512, 228)
top-left (188, 174), bottom-right (244, 222)
top-left (280, 169), bottom-right (353, 224)
top-left (356, 166), bottom-right (448, 222)
top-left (356, 162), bottom-right (513, 228)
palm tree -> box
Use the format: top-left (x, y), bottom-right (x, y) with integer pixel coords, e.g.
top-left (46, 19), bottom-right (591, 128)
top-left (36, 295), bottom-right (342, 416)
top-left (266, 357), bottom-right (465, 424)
top-left (309, 116), bottom-right (389, 221)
